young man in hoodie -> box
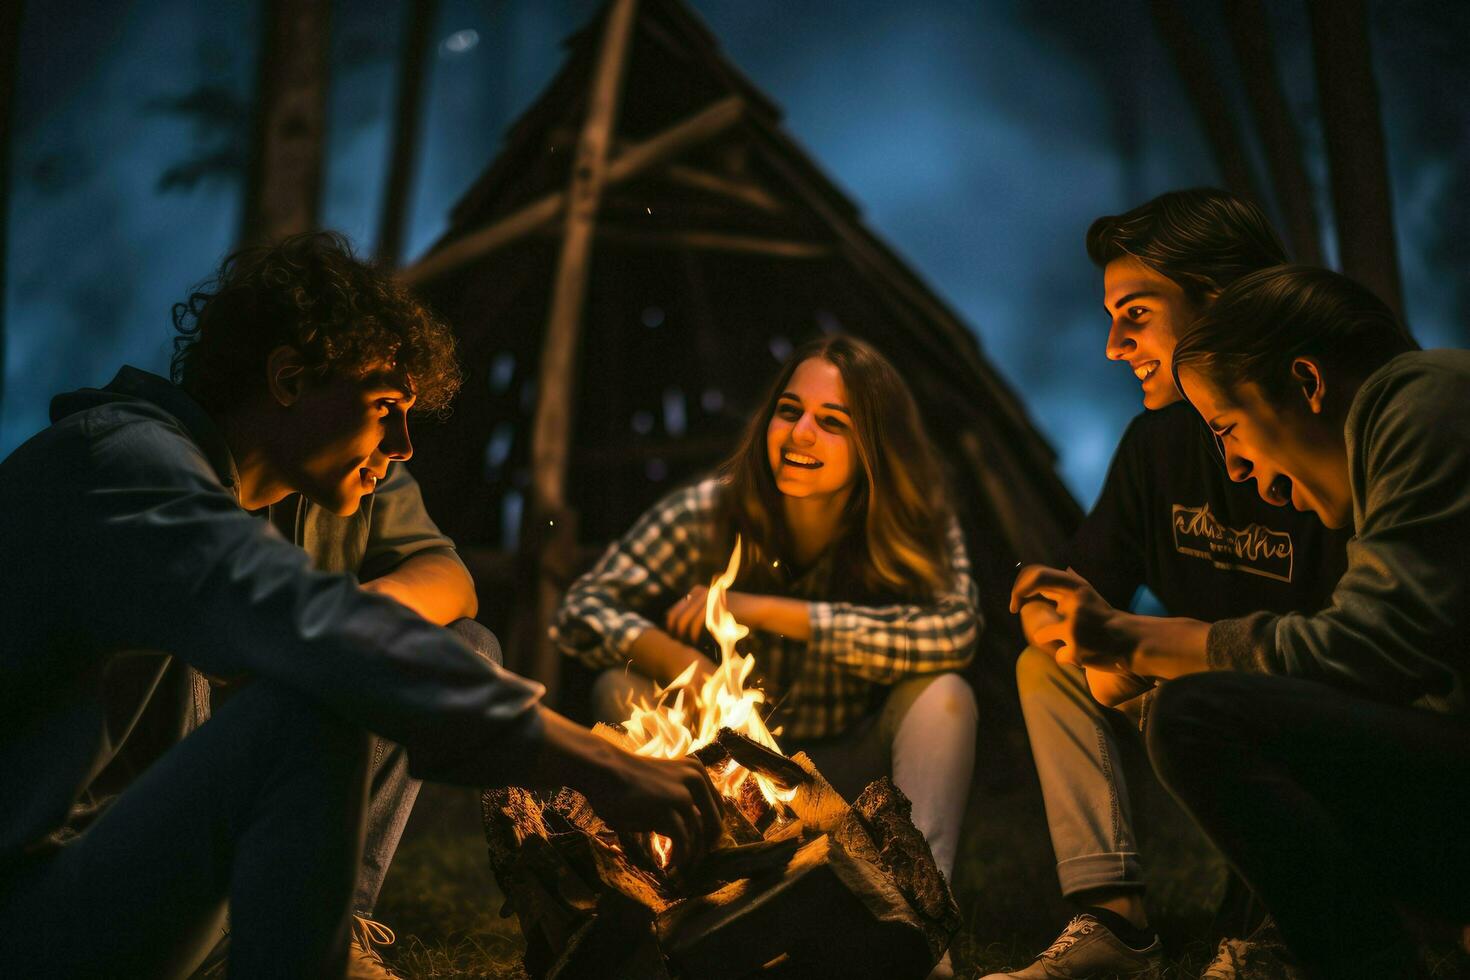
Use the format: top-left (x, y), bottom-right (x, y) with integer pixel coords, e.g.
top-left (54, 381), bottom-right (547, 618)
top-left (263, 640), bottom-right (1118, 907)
top-left (1014, 266), bottom-right (1463, 978)
top-left (986, 191), bottom-right (1351, 980)
top-left (0, 232), bottom-right (722, 978)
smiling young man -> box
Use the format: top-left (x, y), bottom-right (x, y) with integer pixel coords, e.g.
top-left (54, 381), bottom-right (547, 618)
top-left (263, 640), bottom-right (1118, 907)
top-left (0, 232), bottom-right (722, 978)
top-left (1012, 266), bottom-right (1468, 978)
top-left (987, 191), bottom-right (1353, 980)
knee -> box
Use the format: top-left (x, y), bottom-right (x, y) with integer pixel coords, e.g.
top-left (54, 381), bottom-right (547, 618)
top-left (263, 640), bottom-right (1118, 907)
top-left (230, 683), bottom-right (370, 775)
top-left (449, 618), bottom-right (503, 667)
top-left (1145, 673), bottom-right (1246, 789)
top-left (896, 672), bottom-right (978, 729)
top-left (1015, 644), bottom-right (1072, 701)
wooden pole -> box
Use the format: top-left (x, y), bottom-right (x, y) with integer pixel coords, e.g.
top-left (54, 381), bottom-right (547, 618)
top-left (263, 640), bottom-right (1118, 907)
top-left (241, 0), bottom-right (331, 245)
top-left (521, 0), bottom-right (640, 693)
top-left (1222, 0), bottom-right (1323, 266)
top-left (400, 95), bottom-right (744, 286)
top-left (375, 0), bottom-right (437, 267)
top-left (1148, 0), bottom-right (1260, 202)
top-left (1306, 0), bottom-right (1404, 318)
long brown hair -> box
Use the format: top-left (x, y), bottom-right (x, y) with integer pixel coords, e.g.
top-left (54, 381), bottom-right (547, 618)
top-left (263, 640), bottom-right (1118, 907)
top-left (716, 336), bottom-right (953, 602)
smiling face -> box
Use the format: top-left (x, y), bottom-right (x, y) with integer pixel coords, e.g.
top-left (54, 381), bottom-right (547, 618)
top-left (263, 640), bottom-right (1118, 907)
top-left (283, 370), bottom-right (416, 516)
top-left (766, 357), bottom-right (858, 503)
top-left (1103, 255), bottom-right (1202, 410)
top-left (1178, 364), bottom-right (1352, 528)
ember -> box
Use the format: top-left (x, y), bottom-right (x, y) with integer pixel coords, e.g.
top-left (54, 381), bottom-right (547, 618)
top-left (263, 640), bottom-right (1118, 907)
top-left (482, 539), bottom-right (960, 978)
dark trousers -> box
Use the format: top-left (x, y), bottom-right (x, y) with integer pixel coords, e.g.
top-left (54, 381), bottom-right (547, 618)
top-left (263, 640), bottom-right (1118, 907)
top-left (0, 619), bottom-right (503, 977)
top-left (1146, 672), bottom-right (1470, 979)
top-left (0, 683), bottom-right (371, 978)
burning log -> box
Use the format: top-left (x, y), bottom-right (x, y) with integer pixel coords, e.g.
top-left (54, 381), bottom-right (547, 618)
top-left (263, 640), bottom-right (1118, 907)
top-left (693, 727), bottom-right (812, 792)
top-left (482, 764), bottom-right (957, 979)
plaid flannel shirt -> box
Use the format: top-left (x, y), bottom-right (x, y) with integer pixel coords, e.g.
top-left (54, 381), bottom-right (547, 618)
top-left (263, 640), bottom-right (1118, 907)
top-left (551, 478), bottom-right (980, 740)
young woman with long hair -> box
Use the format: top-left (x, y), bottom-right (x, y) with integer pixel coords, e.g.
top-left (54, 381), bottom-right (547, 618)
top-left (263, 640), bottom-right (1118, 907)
top-left (553, 335), bottom-right (980, 888)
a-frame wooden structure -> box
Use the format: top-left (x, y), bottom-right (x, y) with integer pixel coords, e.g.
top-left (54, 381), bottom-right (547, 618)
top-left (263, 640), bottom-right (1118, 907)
top-left (402, 0), bottom-right (1082, 700)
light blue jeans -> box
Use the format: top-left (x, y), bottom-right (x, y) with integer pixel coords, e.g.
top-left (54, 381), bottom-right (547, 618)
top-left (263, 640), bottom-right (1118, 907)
top-left (1014, 645), bottom-right (1144, 897)
top-left (354, 618), bottom-right (503, 914)
top-left (590, 668), bottom-right (977, 879)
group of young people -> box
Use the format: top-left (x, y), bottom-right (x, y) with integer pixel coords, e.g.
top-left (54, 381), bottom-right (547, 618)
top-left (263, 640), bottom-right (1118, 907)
top-left (0, 186), bottom-right (1463, 980)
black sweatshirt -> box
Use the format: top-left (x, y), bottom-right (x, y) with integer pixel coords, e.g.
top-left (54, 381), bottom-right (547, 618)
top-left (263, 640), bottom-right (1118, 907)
top-left (1067, 402), bottom-right (1351, 622)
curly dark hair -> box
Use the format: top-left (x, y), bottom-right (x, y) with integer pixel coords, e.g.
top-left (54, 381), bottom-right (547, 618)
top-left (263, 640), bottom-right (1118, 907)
top-left (170, 231), bottom-right (461, 415)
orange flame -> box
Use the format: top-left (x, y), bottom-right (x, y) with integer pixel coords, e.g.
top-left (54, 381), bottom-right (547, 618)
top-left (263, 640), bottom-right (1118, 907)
top-left (616, 536), bottom-right (794, 868)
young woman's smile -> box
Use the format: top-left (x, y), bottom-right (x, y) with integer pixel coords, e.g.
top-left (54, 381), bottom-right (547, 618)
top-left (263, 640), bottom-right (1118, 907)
top-left (766, 358), bottom-right (857, 500)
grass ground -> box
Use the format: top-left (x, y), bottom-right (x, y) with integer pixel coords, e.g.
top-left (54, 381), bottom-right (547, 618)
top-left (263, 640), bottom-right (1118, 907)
top-left (374, 713), bottom-right (1467, 979)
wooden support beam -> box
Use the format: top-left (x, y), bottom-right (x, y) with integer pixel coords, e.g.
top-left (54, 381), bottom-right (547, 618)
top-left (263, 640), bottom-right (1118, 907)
top-left (400, 95), bottom-right (747, 286)
top-left (241, 0), bottom-right (331, 245)
top-left (523, 0), bottom-right (639, 695)
top-left (1148, 0), bottom-right (1260, 203)
top-left (375, 0), bottom-right (438, 266)
top-left (662, 163), bottom-right (784, 213)
top-left (542, 224), bottom-right (829, 259)
top-left (1306, 0), bottom-right (1404, 319)
top-left (1223, 0), bottom-right (1323, 266)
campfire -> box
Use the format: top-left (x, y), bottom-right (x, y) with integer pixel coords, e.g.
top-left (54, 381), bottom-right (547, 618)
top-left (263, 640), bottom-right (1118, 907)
top-left (483, 539), bottom-right (959, 979)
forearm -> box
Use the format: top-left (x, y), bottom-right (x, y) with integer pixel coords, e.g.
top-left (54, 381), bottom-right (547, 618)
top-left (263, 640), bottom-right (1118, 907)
top-left (728, 592), bottom-right (811, 640)
top-left (529, 706), bottom-right (628, 793)
top-left (1125, 613), bottom-right (1212, 680)
top-left (627, 627), bottom-right (717, 684)
top-left (362, 552), bottom-right (478, 625)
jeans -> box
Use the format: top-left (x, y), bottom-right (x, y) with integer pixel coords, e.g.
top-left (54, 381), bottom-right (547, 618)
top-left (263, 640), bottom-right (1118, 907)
top-left (0, 683), bottom-right (371, 978)
top-left (1147, 671), bottom-right (1470, 979)
top-left (1014, 645), bottom-right (1143, 897)
top-left (356, 618), bottom-right (502, 915)
top-left (590, 667), bottom-right (978, 879)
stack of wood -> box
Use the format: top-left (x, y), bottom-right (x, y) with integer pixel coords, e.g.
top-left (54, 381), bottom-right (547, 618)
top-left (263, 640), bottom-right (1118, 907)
top-left (482, 727), bottom-right (959, 979)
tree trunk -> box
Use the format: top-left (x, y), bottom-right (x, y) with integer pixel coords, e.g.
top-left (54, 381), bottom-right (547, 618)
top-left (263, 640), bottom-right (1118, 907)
top-left (1222, 0), bottom-right (1323, 265)
top-left (375, 0), bottom-right (437, 267)
top-left (1306, 0), bottom-right (1404, 318)
top-left (0, 0), bottom-right (23, 427)
top-left (1149, 0), bottom-right (1261, 203)
top-left (241, 0), bottom-right (331, 245)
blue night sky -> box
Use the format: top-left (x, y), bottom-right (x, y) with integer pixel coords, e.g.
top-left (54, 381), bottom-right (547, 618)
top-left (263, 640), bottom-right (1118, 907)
top-left (5, 0), bottom-right (1467, 508)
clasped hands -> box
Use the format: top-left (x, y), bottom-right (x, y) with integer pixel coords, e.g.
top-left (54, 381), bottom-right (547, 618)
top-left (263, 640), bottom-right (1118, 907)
top-left (1010, 565), bottom-right (1210, 696)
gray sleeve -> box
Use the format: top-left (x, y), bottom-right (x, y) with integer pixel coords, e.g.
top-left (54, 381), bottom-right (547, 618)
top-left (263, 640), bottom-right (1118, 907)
top-left (357, 462), bottom-right (465, 581)
top-left (1206, 365), bottom-right (1470, 705)
top-left (81, 417), bottom-right (545, 788)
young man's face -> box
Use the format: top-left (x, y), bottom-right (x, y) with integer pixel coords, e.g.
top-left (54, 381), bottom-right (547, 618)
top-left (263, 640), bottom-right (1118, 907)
top-left (1178, 365), bottom-right (1353, 528)
top-left (284, 370), bottom-right (416, 516)
top-left (1103, 255), bottom-right (1200, 410)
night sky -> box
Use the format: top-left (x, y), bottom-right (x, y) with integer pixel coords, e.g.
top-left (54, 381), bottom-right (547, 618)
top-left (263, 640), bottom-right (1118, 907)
top-left (5, 0), bottom-right (1467, 507)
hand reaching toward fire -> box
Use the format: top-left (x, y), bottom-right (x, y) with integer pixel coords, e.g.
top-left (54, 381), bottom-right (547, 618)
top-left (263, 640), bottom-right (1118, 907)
top-left (535, 710), bottom-right (724, 870)
top-left (665, 585), bottom-right (712, 644)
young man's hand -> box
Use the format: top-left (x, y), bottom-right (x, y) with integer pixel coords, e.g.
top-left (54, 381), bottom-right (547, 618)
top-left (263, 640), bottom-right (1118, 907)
top-left (1011, 565), bottom-right (1136, 669)
top-left (1010, 564), bottom-right (1212, 681)
top-left (535, 710), bottom-right (724, 870)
